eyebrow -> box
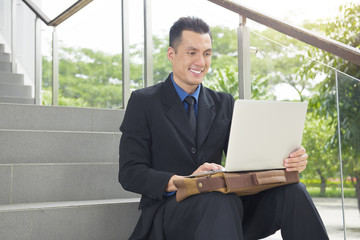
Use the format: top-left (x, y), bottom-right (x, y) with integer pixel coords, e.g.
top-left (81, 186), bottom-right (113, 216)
top-left (185, 47), bottom-right (212, 52)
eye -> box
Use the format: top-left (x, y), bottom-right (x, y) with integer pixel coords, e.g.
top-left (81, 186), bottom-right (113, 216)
top-left (188, 51), bottom-right (195, 55)
top-left (204, 52), bottom-right (212, 56)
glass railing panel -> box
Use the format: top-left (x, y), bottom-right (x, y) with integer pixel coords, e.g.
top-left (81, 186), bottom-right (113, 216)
top-left (249, 29), bottom-right (317, 101)
top-left (337, 71), bottom-right (360, 240)
top-left (249, 26), bottom-right (346, 239)
top-left (55, 0), bottom-right (122, 108)
top-left (41, 21), bottom-right (53, 105)
top-left (229, 0), bottom-right (345, 29)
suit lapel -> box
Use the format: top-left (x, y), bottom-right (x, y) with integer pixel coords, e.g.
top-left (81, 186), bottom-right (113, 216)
top-left (196, 86), bottom-right (216, 148)
top-left (162, 76), bottom-right (195, 144)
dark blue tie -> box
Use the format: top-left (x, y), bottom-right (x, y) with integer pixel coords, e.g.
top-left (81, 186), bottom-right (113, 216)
top-left (184, 96), bottom-right (197, 138)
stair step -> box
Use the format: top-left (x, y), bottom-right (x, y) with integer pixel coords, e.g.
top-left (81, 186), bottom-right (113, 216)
top-left (0, 163), bottom-right (139, 205)
top-left (0, 71), bottom-right (24, 84)
top-left (0, 62), bottom-right (11, 72)
top-left (0, 83), bottom-right (31, 98)
top-left (0, 52), bottom-right (10, 62)
top-left (0, 199), bottom-right (140, 240)
top-left (0, 103), bottom-right (124, 132)
top-left (0, 96), bottom-right (34, 104)
top-left (0, 130), bottom-right (121, 164)
top-left (0, 166), bottom-right (11, 205)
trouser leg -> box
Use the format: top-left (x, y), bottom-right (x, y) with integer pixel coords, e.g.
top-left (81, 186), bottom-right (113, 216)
top-left (241, 183), bottom-right (329, 240)
top-left (162, 183), bottom-right (328, 240)
top-left (163, 192), bottom-right (244, 240)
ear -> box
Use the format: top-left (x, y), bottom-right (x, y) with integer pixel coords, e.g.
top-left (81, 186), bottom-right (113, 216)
top-left (167, 47), bottom-right (175, 62)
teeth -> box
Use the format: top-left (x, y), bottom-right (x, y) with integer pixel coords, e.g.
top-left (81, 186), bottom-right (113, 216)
top-left (190, 69), bottom-right (201, 74)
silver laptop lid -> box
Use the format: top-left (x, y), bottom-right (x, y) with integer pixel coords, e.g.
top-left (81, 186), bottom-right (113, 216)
top-left (225, 100), bottom-right (308, 172)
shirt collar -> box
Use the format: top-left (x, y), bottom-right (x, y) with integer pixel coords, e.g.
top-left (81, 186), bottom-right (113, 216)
top-left (171, 73), bottom-right (200, 103)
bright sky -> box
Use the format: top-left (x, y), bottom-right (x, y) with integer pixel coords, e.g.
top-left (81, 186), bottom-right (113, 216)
top-left (40, 0), bottom-right (355, 54)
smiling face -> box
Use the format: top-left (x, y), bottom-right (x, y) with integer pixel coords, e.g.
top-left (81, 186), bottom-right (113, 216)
top-left (167, 30), bottom-right (212, 94)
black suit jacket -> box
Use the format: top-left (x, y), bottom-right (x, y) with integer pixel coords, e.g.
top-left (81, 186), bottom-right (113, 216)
top-left (119, 74), bottom-right (235, 239)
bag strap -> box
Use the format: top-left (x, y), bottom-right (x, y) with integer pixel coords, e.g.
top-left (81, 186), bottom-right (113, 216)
top-left (254, 170), bottom-right (287, 185)
top-left (196, 175), bottom-right (227, 193)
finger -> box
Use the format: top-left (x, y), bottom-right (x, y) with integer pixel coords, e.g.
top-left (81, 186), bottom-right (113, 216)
top-left (195, 163), bottom-right (222, 174)
top-left (209, 163), bottom-right (223, 170)
top-left (286, 165), bottom-right (306, 173)
top-left (286, 159), bottom-right (307, 172)
top-left (284, 158), bottom-right (308, 173)
top-left (284, 159), bottom-right (308, 168)
top-left (198, 163), bottom-right (217, 172)
top-left (289, 147), bottom-right (306, 158)
top-left (285, 153), bottom-right (308, 164)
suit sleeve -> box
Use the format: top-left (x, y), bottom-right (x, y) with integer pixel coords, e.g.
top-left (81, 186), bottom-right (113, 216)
top-left (118, 91), bottom-right (174, 201)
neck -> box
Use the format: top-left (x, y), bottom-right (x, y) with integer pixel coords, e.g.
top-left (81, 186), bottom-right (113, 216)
top-left (172, 78), bottom-right (199, 95)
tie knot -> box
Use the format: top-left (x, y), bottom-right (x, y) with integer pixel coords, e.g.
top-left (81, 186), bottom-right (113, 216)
top-left (184, 96), bottom-right (195, 106)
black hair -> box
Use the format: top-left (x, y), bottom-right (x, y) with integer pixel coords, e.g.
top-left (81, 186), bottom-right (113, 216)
top-left (169, 16), bottom-right (212, 50)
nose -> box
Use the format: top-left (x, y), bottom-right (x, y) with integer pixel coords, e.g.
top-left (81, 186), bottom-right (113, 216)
top-left (194, 54), bottom-right (206, 67)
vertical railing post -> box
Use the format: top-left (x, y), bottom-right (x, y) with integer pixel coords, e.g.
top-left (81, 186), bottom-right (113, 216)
top-left (144, 0), bottom-right (153, 87)
top-left (52, 27), bottom-right (59, 106)
top-left (237, 16), bottom-right (251, 99)
top-left (34, 17), bottom-right (42, 105)
top-left (121, 0), bottom-right (130, 108)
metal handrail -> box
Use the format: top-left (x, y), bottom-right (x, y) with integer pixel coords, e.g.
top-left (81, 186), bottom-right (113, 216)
top-left (22, 0), bottom-right (93, 27)
top-left (208, 0), bottom-right (360, 66)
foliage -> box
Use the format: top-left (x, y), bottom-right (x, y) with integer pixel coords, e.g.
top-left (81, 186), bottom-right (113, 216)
top-left (43, 47), bottom-right (123, 108)
top-left (205, 65), bottom-right (274, 100)
top-left (306, 187), bottom-right (355, 198)
top-left (152, 35), bottom-right (172, 83)
top-left (300, 2), bottom-right (360, 210)
top-left (249, 28), bottom-right (314, 100)
top-left (301, 112), bottom-right (339, 196)
top-left (302, 178), bottom-right (354, 188)
top-left (209, 26), bottom-right (238, 73)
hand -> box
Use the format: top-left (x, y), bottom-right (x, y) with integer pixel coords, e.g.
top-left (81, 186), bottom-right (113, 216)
top-left (191, 162), bottom-right (224, 175)
top-left (166, 175), bottom-right (184, 192)
top-left (165, 162), bottom-right (223, 192)
top-left (284, 147), bottom-right (308, 173)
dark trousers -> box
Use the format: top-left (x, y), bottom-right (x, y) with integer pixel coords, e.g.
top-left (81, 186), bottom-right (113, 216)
top-left (161, 183), bottom-right (329, 240)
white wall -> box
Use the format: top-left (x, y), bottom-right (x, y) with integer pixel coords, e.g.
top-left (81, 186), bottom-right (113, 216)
top-left (0, 0), bottom-right (12, 52)
top-left (0, 0), bottom-right (42, 98)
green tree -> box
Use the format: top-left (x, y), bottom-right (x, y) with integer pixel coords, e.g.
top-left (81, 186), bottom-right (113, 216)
top-left (302, 3), bottom-right (360, 210)
top-left (205, 65), bottom-right (274, 100)
top-left (153, 35), bottom-right (172, 83)
top-left (210, 26), bottom-right (238, 72)
top-left (301, 113), bottom-right (338, 196)
top-left (42, 46), bottom-right (124, 108)
top-left (250, 28), bottom-right (314, 100)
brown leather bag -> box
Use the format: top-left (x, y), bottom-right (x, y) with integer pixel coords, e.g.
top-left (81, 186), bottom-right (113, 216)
top-left (173, 170), bottom-right (299, 202)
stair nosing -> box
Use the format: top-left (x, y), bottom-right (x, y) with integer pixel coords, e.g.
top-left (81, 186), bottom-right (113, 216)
top-left (0, 198), bottom-right (140, 212)
top-left (0, 102), bottom-right (124, 111)
top-left (0, 129), bottom-right (122, 134)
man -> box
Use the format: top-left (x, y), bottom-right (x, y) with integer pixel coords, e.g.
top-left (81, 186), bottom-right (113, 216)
top-left (119, 16), bottom-right (328, 240)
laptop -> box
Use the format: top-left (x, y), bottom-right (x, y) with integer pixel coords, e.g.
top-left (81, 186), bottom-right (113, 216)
top-left (190, 99), bottom-right (308, 177)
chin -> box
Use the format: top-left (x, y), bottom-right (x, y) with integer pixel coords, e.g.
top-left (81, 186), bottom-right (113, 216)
top-left (189, 78), bottom-right (204, 86)
top-left (188, 74), bottom-right (205, 84)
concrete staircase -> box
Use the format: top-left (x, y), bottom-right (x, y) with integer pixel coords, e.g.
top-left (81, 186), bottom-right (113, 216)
top-left (0, 103), bottom-right (140, 239)
top-left (0, 43), bottom-right (34, 104)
